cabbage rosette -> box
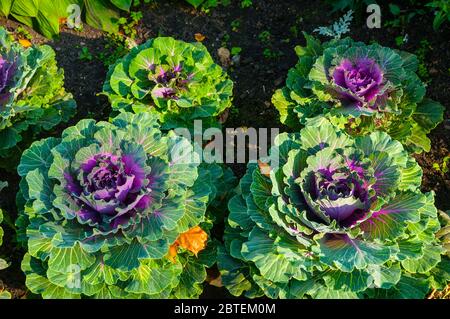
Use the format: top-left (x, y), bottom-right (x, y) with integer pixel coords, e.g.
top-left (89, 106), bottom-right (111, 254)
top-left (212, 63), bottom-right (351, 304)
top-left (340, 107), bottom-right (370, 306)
top-left (0, 181), bottom-right (7, 271)
top-left (17, 112), bottom-right (235, 299)
top-left (218, 117), bottom-right (449, 299)
top-left (272, 33), bottom-right (444, 153)
top-left (103, 37), bottom-right (233, 130)
top-left (0, 27), bottom-right (76, 162)
top-left (0, 180), bottom-right (10, 299)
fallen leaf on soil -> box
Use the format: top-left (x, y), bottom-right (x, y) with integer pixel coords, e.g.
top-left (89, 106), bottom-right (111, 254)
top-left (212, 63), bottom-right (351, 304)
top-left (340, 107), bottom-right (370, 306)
top-left (18, 39), bottom-right (32, 48)
top-left (194, 33), bottom-right (206, 42)
top-left (217, 47), bottom-right (231, 67)
top-left (209, 275), bottom-right (223, 288)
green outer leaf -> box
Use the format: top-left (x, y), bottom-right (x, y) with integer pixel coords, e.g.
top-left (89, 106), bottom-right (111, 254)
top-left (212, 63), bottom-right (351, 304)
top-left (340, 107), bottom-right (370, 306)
top-left (315, 234), bottom-right (393, 272)
top-left (366, 274), bottom-right (430, 299)
top-left (84, 0), bottom-right (120, 34)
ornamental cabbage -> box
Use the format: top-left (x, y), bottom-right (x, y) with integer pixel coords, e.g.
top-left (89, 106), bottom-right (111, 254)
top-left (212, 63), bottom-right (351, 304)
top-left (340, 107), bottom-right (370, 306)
top-left (0, 180), bottom-right (10, 299)
top-left (272, 33), bottom-right (444, 153)
top-left (0, 27), bottom-right (76, 164)
top-left (0, 181), bottom-right (7, 271)
top-left (16, 111), bottom-right (236, 299)
top-left (103, 37), bottom-right (233, 130)
top-left (218, 117), bottom-right (449, 299)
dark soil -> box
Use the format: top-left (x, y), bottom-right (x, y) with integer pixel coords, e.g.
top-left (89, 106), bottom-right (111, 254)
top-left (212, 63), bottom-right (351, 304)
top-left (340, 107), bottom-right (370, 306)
top-left (0, 0), bottom-right (448, 299)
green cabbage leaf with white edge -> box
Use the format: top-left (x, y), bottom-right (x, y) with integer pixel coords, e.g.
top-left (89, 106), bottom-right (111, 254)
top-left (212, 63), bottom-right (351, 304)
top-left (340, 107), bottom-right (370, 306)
top-left (16, 111), bottom-right (236, 299)
top-left (218, 117), bottom-right (449, 299)
top-left (272, 33), bottom-right (444, 153)
top-left (103, 37), bottom-right (233, 130)
top-left (0, 27), bottom-right (76, 164)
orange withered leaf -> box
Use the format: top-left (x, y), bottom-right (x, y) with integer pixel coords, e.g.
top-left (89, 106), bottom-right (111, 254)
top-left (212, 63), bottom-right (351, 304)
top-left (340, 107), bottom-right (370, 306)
top-left (18, 39), bottom-right (32, 48)
top-left (168, 243), bottom-right (178, 263)
top-left (177, 226), bottom-right (208, 256)
top-left (194, 33), bottom-right (206, 42)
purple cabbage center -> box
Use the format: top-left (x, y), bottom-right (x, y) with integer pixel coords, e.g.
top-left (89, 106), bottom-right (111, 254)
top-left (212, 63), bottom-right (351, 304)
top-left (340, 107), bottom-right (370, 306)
top-left (65, 153), bottom-right (151, 230)
top-left (0, 55), bottom-right (15, 104)
top-left (151, 64), bottom-right (191, 100)
top-left (307, 166), bottom-right (371, 224)
top-left (332, 58), bottom-right (383, 105)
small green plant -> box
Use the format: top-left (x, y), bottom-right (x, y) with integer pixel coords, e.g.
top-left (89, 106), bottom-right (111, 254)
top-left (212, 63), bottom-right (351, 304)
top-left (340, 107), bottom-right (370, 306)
top-left (241, 0), bottom-right (253, 8)
top-left (258, 30), bottom-right (271, 45)
top-left (433, 155), bottom-right (450, 176)
top-left (415, 39), bottom-right (432, 81)
top-left (395, 34), bottom-right (408, 47)
top-left (221, 33), bottom-right (230, 47)
top-left (290, 25), bottom-right (299, 38)
top-left (231, 19), bottom-right (241, 32)
top-left (231, 47), bottom-right (242, 56)
top-left (118, 11), bottom-right (143, 40)
top-left (263, 48), bottom-right (282, 59)
top-left (78, 46), bottom-right (93, 62)
top-left (427, 0), bottom-right (450, 30)
top-left (97, 33), bottom-right (131, 67)
top-left (14, 26), bottom-right (32, 41)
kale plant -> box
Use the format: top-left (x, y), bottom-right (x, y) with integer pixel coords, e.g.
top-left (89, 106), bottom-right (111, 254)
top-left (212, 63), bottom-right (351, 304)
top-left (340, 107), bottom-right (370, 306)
top-left (0, 27), bottom-right (76, 165)
top-left (218, 117), bottom-right (449, 299)
top-left (103, 37), bottom-right (233, 130)
top-left (16, 111), bottom-right (236, 298)
top-left (272, 34), bottom-right (444, 153)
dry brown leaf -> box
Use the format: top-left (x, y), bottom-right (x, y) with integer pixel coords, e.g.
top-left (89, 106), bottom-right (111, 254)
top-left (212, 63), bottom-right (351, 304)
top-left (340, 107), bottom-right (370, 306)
top-left (218, 109), bottom-right (230, 124)
top-left (208, 275), bottom-right (223, 288)
top-left (194, 33), bottom-right (206, 42)
top-left (217, 47), bottom-right (231, 67)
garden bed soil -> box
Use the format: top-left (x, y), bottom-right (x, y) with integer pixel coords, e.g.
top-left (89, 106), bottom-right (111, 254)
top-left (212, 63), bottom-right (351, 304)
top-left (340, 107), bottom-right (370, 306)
top-left (0, 0), bottom-right (448, 299)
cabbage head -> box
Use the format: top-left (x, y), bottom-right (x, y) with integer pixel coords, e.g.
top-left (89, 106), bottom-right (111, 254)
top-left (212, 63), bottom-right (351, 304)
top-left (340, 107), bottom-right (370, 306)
top-left (272, 33), bottom-right (444, 153)
top-left (16, 111), bottom-right (236, 299)
top-left (103, 37), bottom-right (233, 130)
top-left (0, 27), bottom-right (76, 164)
top-left (218, 117), bottom-right (449, 299)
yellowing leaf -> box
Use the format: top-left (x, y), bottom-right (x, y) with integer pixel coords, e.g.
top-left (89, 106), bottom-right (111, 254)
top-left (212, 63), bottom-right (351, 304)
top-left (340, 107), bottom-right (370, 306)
top-left (168, 243), bottom-right (178, 263)
top-left (177, 226), bottom-right (208, 256)
top-left (18, 39), bottom-right (32, 48)
top-left (194, 33), bottom-right (206, 42)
